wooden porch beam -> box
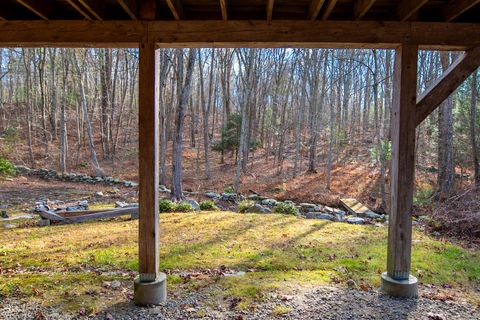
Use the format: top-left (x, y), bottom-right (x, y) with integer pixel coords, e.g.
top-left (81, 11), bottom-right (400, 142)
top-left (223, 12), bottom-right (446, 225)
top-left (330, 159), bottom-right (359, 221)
top-left (139, 0), bottom-right (156, 20)
top-left (444, 0), bottom-right (480, 22)
top-left (355, 0), bottom-right (377, 20)
top-left (396, 0), bottom-right (428, 22)
top-left (385, 44), bottom-right (418, 293)
top-left (78, 0), bottom-right (106, 20)
top-left (116, 0), bottom-right (138, 20)
top-left (220, 0), bottom-right (228, 21)
top-left (416, 46), bottom-right (480, 126)
top-left (307, 0), bottom-right (326, 20)
top-left (267, 0), bottom-right (275, 22)
top-left (16, 0), bottom-right (51, 20)
top-left (321, 0), bottom-right (339, 20)
top-left (165, 0), bottom-right (185, 20)
top-left (65, 0), bottom-right (92, 20)
top-left (0, 21), bottom-right (478, 49)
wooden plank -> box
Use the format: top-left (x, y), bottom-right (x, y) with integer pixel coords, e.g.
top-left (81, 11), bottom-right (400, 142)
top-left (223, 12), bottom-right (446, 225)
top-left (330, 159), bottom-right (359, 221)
top-left (219, 0), bottom-right (228, 21)
top-left (396, 0), bottom-right (428, 22)
top-left (16, 0), bottom-right (51, 20)
top-left (267, 0), bottom-right (274, 22)
top-left (340, 198), bottom-right (375, 216)
top-left (387, 44), bottom-right (418, 280)
top-left (307, 0), bottom-right (326, 20)
top-left (138, 41), bottom-right (160, 282)
top-left (0, 21), bottom-right (478, 49)
top-left (165, 0), bottom-right (184, 20)
top-left (355, 0), bottom-right (377, 20)
top-left (321, 0), bottom-right (339, 20)
top-left (443, 0), bottom-right (480, 22)
top-left (78, 0), bottom-right (106, 20)
top-left (416, 46), bottom-right (480, 126)
top-left (116, 0), bottom-right (138, 20)
top-left (65, 0), bottom-right (92, 20)
top-left (61, 207), bottom-right (138, 224)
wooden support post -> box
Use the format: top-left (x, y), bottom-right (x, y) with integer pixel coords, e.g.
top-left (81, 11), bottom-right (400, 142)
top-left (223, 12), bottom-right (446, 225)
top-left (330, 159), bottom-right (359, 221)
top-left (382, 44), bottom-right (418, 298)
top-left (134, 41), bottom-right (166, 306)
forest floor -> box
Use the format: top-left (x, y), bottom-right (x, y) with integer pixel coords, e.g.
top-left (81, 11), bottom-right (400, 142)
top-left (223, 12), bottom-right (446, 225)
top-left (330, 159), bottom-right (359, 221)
top-left (0, 175), bottom-right (479, 319)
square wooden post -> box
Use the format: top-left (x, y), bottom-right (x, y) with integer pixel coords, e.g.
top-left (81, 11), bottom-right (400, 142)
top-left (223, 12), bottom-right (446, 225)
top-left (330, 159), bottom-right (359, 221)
top-left (381, 44), bottom-right (419, 298)
top-left (134, 41), bottom-right (166, 306)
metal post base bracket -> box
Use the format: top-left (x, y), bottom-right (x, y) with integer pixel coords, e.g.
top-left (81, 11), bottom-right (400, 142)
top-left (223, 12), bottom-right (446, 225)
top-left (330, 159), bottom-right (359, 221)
top-left (381, 272), bottom-right (418, 298)
top-left (134, 273), bottom-right (167, 306)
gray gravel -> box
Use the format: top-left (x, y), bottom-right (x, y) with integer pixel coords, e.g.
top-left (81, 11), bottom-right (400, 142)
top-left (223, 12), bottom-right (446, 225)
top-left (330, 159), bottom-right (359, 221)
top-left (1, 286), bottom-right (479, 320)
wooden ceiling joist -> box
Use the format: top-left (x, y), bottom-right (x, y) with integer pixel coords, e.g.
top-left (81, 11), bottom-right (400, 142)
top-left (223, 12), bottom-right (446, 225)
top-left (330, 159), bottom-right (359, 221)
top-left (307, 0), bottom-right (326, 20)
top-left (321, 0), bottom-right (339, 20)
top-left (16, 0), bottom-right (51, 20)
top-left (444, 0), bottom-right (480, 22)
top-left (267, 0), bottom-right (275, 22)
top-left (416, 46), bottom-right (480, 126)
top-left (355, 0), bottom-right (377, 20)
top-left (116, 0), bottom-right (138, 20)
top-left (78, 0), bottom-right (106, 20)
top-left (220, 0), bottom-right (228, 21)
top-left (165, 0), bottom-right (184, 20)
top-left (65, 0), bottom-right (92, 20)
top-left (396, 0), bottom-right (429, 22)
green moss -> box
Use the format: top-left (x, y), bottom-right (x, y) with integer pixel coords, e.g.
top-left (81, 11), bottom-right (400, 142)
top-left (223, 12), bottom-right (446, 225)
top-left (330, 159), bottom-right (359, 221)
top-left (0, 211), bottom-right (478, 312)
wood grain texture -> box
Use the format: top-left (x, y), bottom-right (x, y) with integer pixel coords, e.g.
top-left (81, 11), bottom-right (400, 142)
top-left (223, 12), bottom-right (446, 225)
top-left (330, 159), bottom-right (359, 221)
top-left (138, 41), bottom-right (159, 280)
top-left (416, 46), bottom-right (480, 126)
top-left (387, 44), bottom-right (418, 280)
top-left (0, 21), bottom-right (478, 49)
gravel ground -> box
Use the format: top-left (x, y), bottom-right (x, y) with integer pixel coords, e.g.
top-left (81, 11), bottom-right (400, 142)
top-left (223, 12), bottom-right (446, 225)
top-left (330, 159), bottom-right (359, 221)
top-left (1, 286), bottom-right (479, 320)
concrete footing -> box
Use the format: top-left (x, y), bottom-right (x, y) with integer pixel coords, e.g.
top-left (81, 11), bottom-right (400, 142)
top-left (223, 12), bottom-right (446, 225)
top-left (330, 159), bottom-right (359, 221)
top-left (381, 272), bottom-right (418, 298)
top-left (133, 273), bottom-right (167, 306)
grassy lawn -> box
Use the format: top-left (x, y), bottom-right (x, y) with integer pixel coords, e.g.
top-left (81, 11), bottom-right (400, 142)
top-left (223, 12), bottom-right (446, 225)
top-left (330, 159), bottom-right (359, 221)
top-left (1, 211), bottom-right (479, 313)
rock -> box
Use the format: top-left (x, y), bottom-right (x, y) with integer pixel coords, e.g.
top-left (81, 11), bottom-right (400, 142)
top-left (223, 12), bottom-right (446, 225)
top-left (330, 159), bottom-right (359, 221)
top-left (115, 201), bottom-right (138, 208)
top-left (123, 181), bottom-right (139, 187)
top-left (303, 212), bottom-right (335, 221)
top-left (15, 165), bottom-right (31, 175)
top-left (110, 280), bottom-right (121, 289)
top-left (346, 217), bottom-right (365, 225)
top-left (3, 223), bottom-right (16, 229)
top-left (363, 211), bottom-right (384, 220)
top-left (159, 185), bottom-right (171, 193)
top-left (300, 203), bottom-right (317, 209)
top-left (261, 198), bottom-right (278, 207)
top-left (1, 210), bottom-right (9, 218)
top-left (284, 200), bottom-right (295, 205)
top-left (245, 204), bottom-right (271, 214)
top-left (205, 192), bottom-right (221, 199)
top-left (95, 191), bottom-right (104, 197)
top-left (185, 199), bottom-right (200, 211)
top-left (346, 279), bottom-right (358, 288)
top-left (221, 193), bottom-right (237, 201)
top-left (247, 194), bottom-right (267, 201)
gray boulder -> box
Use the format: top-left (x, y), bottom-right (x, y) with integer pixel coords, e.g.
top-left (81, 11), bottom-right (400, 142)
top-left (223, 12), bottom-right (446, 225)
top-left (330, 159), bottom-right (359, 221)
top-left (15, 165), bottom-right (31, 175)
top-left (185, 199), bottom-right (200, 211)
top-left (261, 198), bottom-right (278, 207)
top-left (221, 193), bottom-right (237, 201)
top-left (346, 217), bottom-right (366, 225)
top-left (245, 204), bottom-right (271, 214)
top-left (247, 194), bottom-right (267, 201)
top-left (303, 212), bottom-right (335, 221)
top-left (205, 192), bottom-right (221, 199)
